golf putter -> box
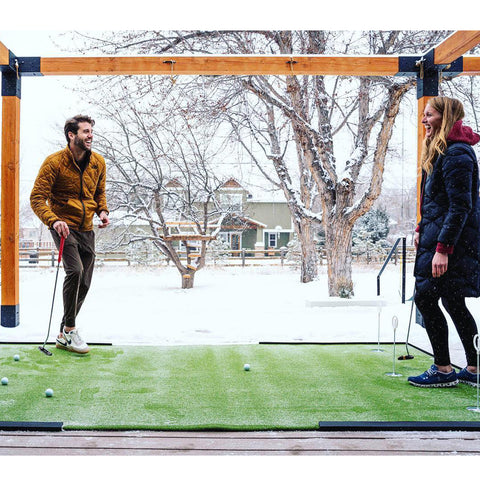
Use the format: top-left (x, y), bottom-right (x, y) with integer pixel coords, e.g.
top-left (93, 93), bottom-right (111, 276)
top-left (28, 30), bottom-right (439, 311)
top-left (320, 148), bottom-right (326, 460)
top-left (398, 288), bottom-right (415, 360)
top-left (39, 235), bottom-right (65, 356)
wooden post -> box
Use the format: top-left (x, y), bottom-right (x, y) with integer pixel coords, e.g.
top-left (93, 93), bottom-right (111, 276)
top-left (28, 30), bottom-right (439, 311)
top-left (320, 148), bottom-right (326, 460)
top-left (1, 71), bottom-right (21, 327)
top-left (416, 96), bottom-right (434, 225)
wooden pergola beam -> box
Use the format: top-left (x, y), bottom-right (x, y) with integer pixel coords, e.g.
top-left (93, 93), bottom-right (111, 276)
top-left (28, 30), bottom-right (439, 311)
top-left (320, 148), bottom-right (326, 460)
top-left (462, 56), bottom-right (480, 75)
top-left (434, 31), bottom-right (480, 65)
top-left (39, 55), bottom-right (400, 77)
top-left (0, 41), bottom-right (9, 67)
top-left (22, 53), bottom-right (480, 78)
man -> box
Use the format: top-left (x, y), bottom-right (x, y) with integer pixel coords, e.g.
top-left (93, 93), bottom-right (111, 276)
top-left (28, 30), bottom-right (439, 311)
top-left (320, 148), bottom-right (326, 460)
top-left (31, 115), bottom-right (109, 354)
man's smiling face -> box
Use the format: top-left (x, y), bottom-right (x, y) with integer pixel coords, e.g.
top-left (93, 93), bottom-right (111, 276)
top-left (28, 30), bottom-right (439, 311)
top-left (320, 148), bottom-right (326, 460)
top-left (72, 122), bottom-right (93, 151)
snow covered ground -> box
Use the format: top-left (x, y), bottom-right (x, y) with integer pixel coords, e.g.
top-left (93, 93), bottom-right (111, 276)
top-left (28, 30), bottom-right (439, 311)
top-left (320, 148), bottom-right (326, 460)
top-left (2, 262), bottom-right (478, 368)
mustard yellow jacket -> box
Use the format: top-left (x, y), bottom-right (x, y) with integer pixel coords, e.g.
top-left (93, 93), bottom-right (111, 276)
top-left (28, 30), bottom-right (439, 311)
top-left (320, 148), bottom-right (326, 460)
top-left (30, 146), bottom-right (108, 231)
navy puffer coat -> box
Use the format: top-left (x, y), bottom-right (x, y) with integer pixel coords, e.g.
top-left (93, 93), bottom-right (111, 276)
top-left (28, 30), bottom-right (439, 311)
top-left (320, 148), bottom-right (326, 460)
top-left (414, 126), bottom-right (480, 298)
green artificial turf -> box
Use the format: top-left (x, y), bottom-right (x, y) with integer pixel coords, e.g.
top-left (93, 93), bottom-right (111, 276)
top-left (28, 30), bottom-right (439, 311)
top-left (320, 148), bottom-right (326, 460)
top-left (1, 343), bottom-right (480, 430)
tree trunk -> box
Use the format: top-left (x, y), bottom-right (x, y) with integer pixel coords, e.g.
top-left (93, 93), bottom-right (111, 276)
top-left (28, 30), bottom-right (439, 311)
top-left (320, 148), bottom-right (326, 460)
top-left (324, 219), bottom-right (354, 297)
top-left (295, 217), bottom-right (318, 283)
top-left (181, 272), bottom-right (195, 289)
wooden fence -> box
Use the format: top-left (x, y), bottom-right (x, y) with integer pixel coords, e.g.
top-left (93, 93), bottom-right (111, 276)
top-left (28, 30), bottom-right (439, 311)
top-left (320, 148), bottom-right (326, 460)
top-left (13, 245), bottom-right (416, 268)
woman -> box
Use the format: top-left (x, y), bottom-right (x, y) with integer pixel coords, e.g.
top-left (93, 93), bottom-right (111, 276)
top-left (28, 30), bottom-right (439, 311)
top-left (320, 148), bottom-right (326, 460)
top-left (409, 96), bottom-right (480, 388)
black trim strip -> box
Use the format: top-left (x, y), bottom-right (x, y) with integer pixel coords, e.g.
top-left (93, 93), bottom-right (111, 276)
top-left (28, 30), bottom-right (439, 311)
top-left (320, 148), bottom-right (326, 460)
top-left (0, 421), bottom-right (63, 431)
top-left (319, 421), bottom-right (480, 431)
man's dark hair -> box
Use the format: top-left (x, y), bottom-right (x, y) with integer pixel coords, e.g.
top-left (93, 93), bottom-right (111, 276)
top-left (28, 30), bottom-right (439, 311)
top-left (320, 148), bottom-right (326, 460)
top-left (64, 115), bottom-right (95, 143)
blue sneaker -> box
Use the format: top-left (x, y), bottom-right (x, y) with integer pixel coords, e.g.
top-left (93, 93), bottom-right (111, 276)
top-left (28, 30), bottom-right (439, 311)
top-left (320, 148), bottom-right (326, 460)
top-left (408, 365), bottom-right (458, 388)
top-left (458, 368), bottom-right (480, 387)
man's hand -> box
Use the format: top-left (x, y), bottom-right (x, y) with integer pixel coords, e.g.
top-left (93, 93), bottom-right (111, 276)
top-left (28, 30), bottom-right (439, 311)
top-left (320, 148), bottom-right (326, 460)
top-left (53, 220), bottom-right (70, 238)
top-left (414, 231), bottom-right (419, 249)
top-left (432, 251), bottom-right (448, 278)
top-left (98, 211), bottom-right (110, 229)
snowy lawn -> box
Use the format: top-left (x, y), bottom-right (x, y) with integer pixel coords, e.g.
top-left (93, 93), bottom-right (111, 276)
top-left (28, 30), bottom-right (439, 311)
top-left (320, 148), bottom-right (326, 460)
top-left (2, 262), bottom-right (479, 368)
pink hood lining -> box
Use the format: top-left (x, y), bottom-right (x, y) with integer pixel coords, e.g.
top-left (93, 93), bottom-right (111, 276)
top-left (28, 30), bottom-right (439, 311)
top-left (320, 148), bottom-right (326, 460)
top-left (447, 120), bottom-right (480, 146)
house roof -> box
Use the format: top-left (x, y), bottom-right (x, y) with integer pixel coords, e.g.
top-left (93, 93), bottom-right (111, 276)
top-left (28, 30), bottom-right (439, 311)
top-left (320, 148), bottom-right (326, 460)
top-left (165, 179), bottom-right (183, 189)
top-left (213, 213), bottom-right (267, 229)
top-left (221, 178), bottom-right (245, 189)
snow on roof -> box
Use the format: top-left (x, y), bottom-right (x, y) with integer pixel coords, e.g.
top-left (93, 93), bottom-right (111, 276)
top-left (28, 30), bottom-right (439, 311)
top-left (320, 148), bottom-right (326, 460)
top-left (246, 187), bottom-right (287, 203)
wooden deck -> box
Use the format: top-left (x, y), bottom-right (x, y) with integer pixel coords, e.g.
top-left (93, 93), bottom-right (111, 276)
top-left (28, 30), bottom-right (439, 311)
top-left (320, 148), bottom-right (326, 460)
top-left (1, 429), bottom-right (480, 455)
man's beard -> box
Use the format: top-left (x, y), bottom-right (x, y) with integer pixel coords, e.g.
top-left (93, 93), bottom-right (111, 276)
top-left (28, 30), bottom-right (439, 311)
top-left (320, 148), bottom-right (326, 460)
top-left (74, 136), bottom-right (91, 151)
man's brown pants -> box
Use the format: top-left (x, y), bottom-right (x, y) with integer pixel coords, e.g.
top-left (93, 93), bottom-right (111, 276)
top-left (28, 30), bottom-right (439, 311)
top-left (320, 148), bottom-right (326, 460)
top-left (51, 229), bottom-right (96, 333)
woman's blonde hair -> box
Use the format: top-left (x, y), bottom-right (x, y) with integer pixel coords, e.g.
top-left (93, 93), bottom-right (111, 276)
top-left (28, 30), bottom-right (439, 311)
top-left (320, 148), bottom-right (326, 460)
top-left (421, 96), bottom-right (465, 175)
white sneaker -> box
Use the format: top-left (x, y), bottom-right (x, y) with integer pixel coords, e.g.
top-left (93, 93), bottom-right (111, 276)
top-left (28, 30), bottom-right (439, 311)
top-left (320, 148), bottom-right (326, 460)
top-left (56, 328), bottom-right (90, 354)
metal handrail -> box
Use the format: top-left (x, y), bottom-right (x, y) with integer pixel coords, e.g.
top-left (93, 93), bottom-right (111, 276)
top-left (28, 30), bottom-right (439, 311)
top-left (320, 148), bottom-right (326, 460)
top-left (377, 237), bottom-right (406, 303)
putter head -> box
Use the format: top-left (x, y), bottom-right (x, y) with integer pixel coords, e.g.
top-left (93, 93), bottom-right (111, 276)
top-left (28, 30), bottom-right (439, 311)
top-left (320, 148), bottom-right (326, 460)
top-left (398, 354), bottom-right (414, 360)
top-left (38, 346), bottom-right (53, 356)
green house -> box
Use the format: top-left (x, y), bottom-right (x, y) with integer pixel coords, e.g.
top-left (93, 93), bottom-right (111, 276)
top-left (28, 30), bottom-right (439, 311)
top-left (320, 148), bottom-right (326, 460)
top-left (215, 179), bottom-right (294, 254)
top-left (95, 178), bottom-right (294, 257)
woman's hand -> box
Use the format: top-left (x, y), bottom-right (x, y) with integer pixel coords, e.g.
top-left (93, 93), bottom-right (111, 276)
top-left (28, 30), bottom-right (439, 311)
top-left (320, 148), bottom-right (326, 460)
top-left (414, 231), bottom-right (419, 249)
top-left (432, 251), bottom-right (448, 278)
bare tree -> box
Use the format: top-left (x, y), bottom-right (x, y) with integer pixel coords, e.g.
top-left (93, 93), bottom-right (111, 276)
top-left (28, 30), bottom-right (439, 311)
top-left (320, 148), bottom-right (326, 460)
top-left (69, 29), bottom-right (448, 295)
top-left (92, 78), bottom-right (229, 288)
top-left (224, 91), bottom-right (322, 283)
top-left (197, 31), bottom-right (444, 293)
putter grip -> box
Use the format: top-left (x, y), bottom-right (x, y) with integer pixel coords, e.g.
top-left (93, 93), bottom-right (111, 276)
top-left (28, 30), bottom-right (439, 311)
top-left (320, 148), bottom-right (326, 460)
top-left (58, 236), bottom-right (65, 263)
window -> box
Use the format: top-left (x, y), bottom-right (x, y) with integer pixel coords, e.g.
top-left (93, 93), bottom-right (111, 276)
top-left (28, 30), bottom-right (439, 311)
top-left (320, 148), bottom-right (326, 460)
top-left (268, 233), bottom-right (277, 248)
top-left (219, 232), bottom-right (241, 250)
top-left (220, 193), bottom-right (243, 212)
top-left (218, 232), bottom-right (230, 245)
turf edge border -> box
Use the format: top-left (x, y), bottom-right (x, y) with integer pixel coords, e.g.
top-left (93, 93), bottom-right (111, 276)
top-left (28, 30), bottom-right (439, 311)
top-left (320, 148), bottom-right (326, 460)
top-left (0, 421), bottom-right (63, 431)
top-left (318, 421), bottom-right (480, 431)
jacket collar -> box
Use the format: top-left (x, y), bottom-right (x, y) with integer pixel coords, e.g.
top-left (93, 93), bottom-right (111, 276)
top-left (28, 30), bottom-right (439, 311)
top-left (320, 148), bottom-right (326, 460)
top-left (65, 145), bottom-right (92, 168)
top-left (447, 120), bottom-right (480, 146)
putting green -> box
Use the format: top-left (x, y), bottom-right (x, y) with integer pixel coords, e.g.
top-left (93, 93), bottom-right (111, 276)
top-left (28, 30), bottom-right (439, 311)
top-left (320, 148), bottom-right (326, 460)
top-left (1, 343), bottom-right (479, 430)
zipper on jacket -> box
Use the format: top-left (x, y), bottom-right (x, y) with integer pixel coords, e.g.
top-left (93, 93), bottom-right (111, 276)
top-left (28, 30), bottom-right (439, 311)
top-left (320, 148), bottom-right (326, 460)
top-left (79, 172), bottom-right (86, 229)
top-left (72, 151), bottom-right (91, 230)
top-left (73, 160), bottom-right (86, 230)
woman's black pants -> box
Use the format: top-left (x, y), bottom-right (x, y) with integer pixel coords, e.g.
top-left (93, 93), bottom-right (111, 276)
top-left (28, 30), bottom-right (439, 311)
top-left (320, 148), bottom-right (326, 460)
top-left (415, 288), bottom-right (478, 366)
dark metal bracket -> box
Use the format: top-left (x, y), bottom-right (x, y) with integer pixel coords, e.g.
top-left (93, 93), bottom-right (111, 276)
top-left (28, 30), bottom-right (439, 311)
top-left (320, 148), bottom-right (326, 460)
top-left (1, 49), bottom-right (42, 98)
top-left (397, 48), bottom-right (464, 99)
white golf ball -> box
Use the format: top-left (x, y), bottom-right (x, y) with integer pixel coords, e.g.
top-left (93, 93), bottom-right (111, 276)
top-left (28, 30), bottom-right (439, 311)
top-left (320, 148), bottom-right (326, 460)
top-left (1, 377), bottom-right (8, 385)
top-left (243, 364), bottom-right (250, 371)
top-left (45, 388), bottom-right (54, 397)
top-left (13, 354), bottom-right (20, 361)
